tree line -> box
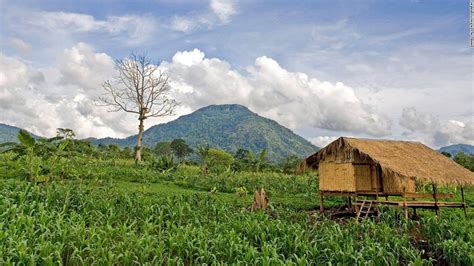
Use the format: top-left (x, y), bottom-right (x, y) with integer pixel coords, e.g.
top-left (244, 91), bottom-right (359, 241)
top-left (0, 128), bottom-right (304, 183)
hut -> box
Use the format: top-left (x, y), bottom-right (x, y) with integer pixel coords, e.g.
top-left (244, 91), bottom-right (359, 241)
top-left (304, 137), bottom-right (474, 217)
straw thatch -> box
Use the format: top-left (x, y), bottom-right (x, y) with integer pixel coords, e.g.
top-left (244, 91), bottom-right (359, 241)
top-left (305, 137), bottom-right (474, 187)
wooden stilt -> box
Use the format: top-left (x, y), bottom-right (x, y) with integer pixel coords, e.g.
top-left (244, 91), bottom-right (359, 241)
top-left (319, 192), bottom-right (324, 212)
top-left (403, 191), bottom-right (408, 220)
top-left (461, 186), bottom-right (467, 218)
top-left (432, 183), bottom-right (439, 217)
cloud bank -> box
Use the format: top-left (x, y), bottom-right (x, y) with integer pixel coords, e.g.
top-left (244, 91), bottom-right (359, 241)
top-left (400, 107), bottom-right (474, 146)
top-left (0, 44), bottom-right (471, 148)
top-left (163, 49), bottom-right (391, 136)
top-left (0, 44), bottom-right (390, 141)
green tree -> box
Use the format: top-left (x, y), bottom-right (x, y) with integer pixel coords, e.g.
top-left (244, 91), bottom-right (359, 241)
top-left (154, 141), bottom-right (173, 157)
top-left (121, 146), bottom-right (132, 159)
top-left (0, 130), bottom-right (69, 182)
top-left (279, 154), bottom-right (301, 174)
top-left (108, 144), bottom-right (121, 155)
top-left (140, 147), bottom-right (156, 162)
top-left (56, 128), bottom-right (75, 140)
top-left (207, 149), bottom-right (234, 172)
top-left (255, 148), bottom-right (268, 172)
top-left (233, 148), bottom-right (256, 172)
top-left (197, 144), bottom-right (210, 175)
top-left (170, 139), bottom-right (193, 162)
top-left (454, 152), bottom-right (474, 172)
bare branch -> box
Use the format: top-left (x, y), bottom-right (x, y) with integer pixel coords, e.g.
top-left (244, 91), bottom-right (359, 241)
top-left (96, 53), bottom-right (180, 160)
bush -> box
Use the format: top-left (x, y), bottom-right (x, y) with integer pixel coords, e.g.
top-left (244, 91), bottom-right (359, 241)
top-left (207, 149), bottom-right (234, 173)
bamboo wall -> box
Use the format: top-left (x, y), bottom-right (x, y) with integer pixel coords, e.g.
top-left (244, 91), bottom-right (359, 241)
top-left (317, 150), bottom-right (416, 194)
top-left (354, 164), bottom-right (372, 191)
top-left (319, 161), bottom-right (356, 192)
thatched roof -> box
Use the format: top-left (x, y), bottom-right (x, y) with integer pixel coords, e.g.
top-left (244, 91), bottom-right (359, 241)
top-left (305, 137), bottom-right (474, 186)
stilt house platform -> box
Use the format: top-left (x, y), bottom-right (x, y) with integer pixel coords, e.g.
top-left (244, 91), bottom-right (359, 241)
top-left (302, 137), bottom-right (474, 219)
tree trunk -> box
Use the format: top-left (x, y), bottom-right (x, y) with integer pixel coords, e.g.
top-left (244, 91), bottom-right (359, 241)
top-left (135, 117), bottom-right (145, 162)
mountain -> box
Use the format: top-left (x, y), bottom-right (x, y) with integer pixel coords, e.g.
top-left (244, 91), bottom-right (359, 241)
top-left (0, 123), bottom-right (39, 143)
top-left (92, 104), bottom-right (318, 161)
top-left (439, 144), bottom-right (474, 156)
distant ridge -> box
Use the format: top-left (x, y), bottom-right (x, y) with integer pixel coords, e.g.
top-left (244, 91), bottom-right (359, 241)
top-left (92, 104), bottom-right (319, 161)
top-left (0, 123), bottom-right (39, 143)
top-left (439, 144), bottom-right (474, 156)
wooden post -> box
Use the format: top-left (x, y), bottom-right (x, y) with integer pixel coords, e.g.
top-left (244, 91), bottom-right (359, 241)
top-left (319, 191), bottom-right (324, 212)
top-left (461, 186), bottom-right (467, 218)
top-left (403, 190), bottom-right (408, 220)
top-left (432, 183), bottom-right (439, 217)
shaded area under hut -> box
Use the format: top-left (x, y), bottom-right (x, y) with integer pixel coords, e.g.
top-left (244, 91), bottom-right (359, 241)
top-left (302, 137), bottom-right (474, 220)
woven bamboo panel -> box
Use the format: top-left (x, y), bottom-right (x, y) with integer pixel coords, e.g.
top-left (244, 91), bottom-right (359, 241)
top-left (354, 164), bottom-right (372, 191)
top-left (320, 161), bottom-right (356, 192)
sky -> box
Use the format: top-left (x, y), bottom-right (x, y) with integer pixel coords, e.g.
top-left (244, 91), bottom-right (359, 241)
top-left (0, 0), bottom-right (472, 148)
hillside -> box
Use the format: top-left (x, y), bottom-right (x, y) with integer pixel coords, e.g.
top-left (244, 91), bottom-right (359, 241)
top-left (92, 104), bottom-right (318, 160)
top-left (439, 144), bottom-right (474, 156)
top-left (0, 123), bottom-right (39, 143)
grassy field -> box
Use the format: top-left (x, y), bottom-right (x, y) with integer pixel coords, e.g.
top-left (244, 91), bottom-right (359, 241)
top-left (1, 160), bottom-right (473, 265)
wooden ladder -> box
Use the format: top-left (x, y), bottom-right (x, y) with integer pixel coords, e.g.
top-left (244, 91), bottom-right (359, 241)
top-left (356, 200), bottom-right (376, 223)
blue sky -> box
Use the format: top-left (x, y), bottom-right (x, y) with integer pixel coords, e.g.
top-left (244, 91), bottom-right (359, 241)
top-left (0, 0), bottom-right (472, 147)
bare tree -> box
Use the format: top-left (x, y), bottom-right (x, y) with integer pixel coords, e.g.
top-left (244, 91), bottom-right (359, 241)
top-left (97, 54), bottom-right (178, 162)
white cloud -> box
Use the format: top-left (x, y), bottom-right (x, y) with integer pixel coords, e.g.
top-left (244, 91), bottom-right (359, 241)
top-left (0, 45), bottom-right (135, 138)
top-left (399, 107), bottom-right (473, 147)
top-left (434, 120), bottom-right (474, 147)
top-left (163, 49), bottom-right (391, 136)
top-left (168, 0), bottom-right (236, 32)
top-left (210, 0), bottom-right (236, 23)
top-left (399, 107), bottom-right (438, 133)
top-left (3, 45), bottom-right (469, 148)
top-left (169, 16), bottom-right (197, 32)
top-left (57, 42), bottom-right (115, 92)
top-left (171, 49), bottom-right (206, 66)
top-left (0, 45), bottom-right (391, 140)
top-left (309, 136), bottom-right (338, 148)
top-left (20, 11), bottom-right (157, 45)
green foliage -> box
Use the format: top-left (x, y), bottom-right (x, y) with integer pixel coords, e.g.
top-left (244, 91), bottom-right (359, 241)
top-left (150, 155), bottom-right (175, 172)
top-left (207, 148), bottom-right (234, 172)
top-left (279, 154), bottom-right (301, 174)
top-left (18, 129), bottom-right (35, 147)
top-left (170, 139), bottom-right (193, 161)
top-left (233, 148), bottom-right (256, 172)
top-left (154, 141), bottom-right (173, 157)
top-left (56, 128), bottom-right (75, 140)
top-left (255, 149), bottom-right (268, 172)
top-left (454, 152), bottom-right (474, 171)
top-left (2, 179), bottom-right (471, 264)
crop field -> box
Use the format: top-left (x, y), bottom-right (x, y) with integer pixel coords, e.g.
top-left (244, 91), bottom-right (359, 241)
top-left (1, 156), bottom-right (473, 265)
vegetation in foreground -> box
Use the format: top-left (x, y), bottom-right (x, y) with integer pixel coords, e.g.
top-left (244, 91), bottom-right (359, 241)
top-left (0, 130), bottom-right (473, 265)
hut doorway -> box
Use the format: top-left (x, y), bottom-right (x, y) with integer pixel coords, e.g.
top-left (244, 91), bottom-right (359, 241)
top-left (354, 164), bottom-right (382, 192)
